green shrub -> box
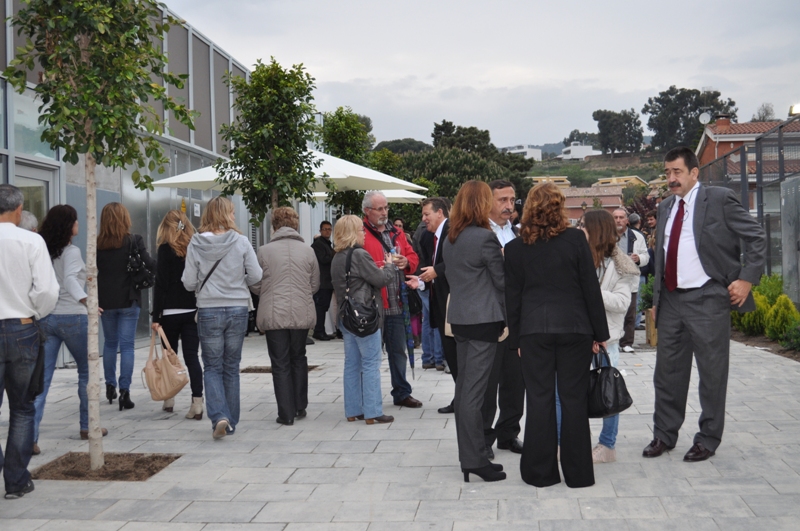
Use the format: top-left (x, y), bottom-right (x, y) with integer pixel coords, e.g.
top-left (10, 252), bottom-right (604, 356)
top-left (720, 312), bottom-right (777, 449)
top-left (739, 292), bottom-right (769, 336)
top-left (731, 310), bottom-right (743, 331)
top-left (638, 276), bottom-right (654, 312)
top-left (754, 274), bottom-right (783, 306)
top-left (765, 294), bottom-right (800, 340)
top-left (780, 319), bottom-right (800, 350)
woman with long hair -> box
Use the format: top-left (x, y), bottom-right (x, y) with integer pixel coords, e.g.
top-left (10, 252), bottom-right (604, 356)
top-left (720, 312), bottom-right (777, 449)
top-left (97, 202), bottom-right (155, 411)
top-left (331, 215), bottom-right (396, 425)
top-left (152, 209), bottom-right (203, 419)
top-left (253, 207), bottom-right (319, 425)
top-left (33, 205), bottom-right (106, 454)
top-left (505, 183), bottom-right (609, 488)
top-left (580, 209), bottom-right (639, 463)
top-left (182, 196), bottom-right (260, 439)
top-left (443, 180), bottom-right (507, 482)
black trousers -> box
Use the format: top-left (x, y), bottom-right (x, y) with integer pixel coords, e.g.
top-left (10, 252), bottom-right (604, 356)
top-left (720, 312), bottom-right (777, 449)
top-left (159, 312), bottom-right (203, 397)
top-left (265, 329), bottom-right (309, 422)
top-left (519, 333), bottom-right (594, 488)
top-left (482, 337), bottom-right (524, 446)
top-left (436, 326), bottom-right (458, 382)
top-left (313, 289), bottom-right (333, 336)
top-left (620, 292), bottom-right (638, 348)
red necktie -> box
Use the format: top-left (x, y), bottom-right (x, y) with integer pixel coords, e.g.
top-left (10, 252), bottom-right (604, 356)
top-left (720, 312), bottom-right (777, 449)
top-left (664, 199), bottom-right (685, 292)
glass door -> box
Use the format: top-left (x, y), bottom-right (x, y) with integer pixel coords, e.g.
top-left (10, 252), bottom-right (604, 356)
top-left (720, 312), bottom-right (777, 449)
top-left (15, 164), bottom-right (57, 229)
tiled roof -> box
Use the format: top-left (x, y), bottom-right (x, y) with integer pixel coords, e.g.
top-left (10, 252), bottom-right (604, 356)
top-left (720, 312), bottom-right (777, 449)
top-left (562, 186), bottom-right (624, 197)
top-left (708, 121), bottom-right (782, 135)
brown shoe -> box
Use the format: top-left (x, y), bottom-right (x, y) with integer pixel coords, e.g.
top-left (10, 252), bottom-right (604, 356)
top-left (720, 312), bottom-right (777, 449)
top-left (394, 396), bottom-right (422, 408)
top-left (365, 415), bottom-right (394, 425)
top-left (683, 442), bottom-right (715, 462)
top-left (642, 437), bottom-right (674, 458)
top-left (32, 443), bottom-right (40, 456)
top-left (346, 414), bottom-right (365, 422)
top-left (80, 428), bottom-right (108, 440)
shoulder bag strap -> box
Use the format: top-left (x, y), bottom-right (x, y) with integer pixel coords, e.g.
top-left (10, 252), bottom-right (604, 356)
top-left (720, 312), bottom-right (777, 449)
top-left (198, 258), bottom-right (223, 293)
top-left (364, 223), bottom-right (393, 253)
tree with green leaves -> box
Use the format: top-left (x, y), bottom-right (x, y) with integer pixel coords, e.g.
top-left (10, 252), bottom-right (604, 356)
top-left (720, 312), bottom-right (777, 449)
top-left (374, 138), bottom-right (432, 154)
top-left (641, 86), bottom-right (737, 151)
top-left (319, 106), bottom-right (375, 216)
top-left (592, 109), bottom-right (643, 154)
top-left (563, 129), bottom-right (599, 149)
top-left (4, 0), bottom-right (194, 469)
top-left (216, 58), bottom-right (319, 223)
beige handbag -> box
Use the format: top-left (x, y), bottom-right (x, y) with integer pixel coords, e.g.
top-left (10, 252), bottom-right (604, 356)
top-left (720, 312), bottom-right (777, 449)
top-left (142, 328), bottom-right (189, 401)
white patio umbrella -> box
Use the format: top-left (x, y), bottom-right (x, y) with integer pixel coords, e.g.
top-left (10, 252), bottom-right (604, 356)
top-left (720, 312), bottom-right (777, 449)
top-left (151, 150), bottom-right (426, 194)
top-left (312, 189), bottom-right (426, 204)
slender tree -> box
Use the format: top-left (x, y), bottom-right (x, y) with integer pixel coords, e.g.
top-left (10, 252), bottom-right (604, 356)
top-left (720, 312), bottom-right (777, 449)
top-left (4, 0), bottom-right (194, 469)
top-left (216, 58), bottom-right (319, 223)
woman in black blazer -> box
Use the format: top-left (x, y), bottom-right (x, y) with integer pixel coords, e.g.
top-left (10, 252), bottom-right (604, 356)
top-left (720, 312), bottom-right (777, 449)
top-left (504, 183), bottom-right (609, 488)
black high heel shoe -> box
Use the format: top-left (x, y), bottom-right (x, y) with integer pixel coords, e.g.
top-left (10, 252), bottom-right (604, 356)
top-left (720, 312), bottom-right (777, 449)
top-left (106, 384), bottom-right (117, 404)
top-left (489, 462), bottom-right (503, 472)
top-left (118, 390), bottom-right (135, 411)
top-left (462, 465), bottom-right (507, 482)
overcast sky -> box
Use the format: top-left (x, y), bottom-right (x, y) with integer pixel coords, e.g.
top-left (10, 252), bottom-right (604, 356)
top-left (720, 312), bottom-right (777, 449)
top-left (165, 0), bottom-right (800, 148)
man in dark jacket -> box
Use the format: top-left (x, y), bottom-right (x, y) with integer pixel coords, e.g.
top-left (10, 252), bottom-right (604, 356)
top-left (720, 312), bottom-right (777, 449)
top-left (311, 221), bottom-right (335, 341)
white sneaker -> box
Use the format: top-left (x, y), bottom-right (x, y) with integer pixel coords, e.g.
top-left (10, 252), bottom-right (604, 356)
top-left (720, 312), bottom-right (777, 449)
top-left (622, 346), bottom-right (635, 353)
top-left (592, 443), bottom-right (617, 464)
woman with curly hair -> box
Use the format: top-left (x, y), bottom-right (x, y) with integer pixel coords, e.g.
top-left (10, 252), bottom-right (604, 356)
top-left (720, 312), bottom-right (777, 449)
top-left (151, 210), bottom-right (204, 419)
top-left (504, 182), bottom-right (609, 488)
top-left (34, 204), bottom-right (107, 454)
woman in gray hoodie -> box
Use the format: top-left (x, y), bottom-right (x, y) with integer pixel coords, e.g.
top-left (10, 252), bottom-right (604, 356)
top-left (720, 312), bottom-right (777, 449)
top-left (182, 197), bottom-right (260, 440)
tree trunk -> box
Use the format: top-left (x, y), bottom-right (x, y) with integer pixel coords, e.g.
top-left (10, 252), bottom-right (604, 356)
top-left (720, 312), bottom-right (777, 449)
top-left (85, 151), bottom-right (105, 470)
top-left (271, 188), bottom-right (279, 210)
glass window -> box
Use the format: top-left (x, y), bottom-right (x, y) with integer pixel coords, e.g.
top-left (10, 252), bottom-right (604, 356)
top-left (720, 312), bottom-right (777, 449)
top-left (0, 82), bottom-right (5, 149)
top-left (13, 88), bottom-right (56, 160)
top-left (15, 175), bottom-right (48, 225)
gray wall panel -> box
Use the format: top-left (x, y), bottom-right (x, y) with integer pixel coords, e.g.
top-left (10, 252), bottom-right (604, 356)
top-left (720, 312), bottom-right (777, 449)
top-left (214, 51), bottom-right (231, 155)
top-left (167, 24), bottom-right (190, 142)
top-left (192, 36), bottom-right (212, 151)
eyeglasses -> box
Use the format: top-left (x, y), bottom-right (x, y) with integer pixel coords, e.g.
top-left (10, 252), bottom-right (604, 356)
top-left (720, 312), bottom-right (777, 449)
top-left (367, 206), bottom-right (389, 212)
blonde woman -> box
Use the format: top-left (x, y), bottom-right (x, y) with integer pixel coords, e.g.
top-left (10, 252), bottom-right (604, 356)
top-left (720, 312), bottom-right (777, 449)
top-left (152, 210), bottom-right (203, 420)
top-left (331, 215), bottom-right (396, 425)
top-left (252, 207), bottom-right (319, 425)
top-left (182, 197), bottom-right (260, 439)
top-left (97, 202), bottom-right (155, 411)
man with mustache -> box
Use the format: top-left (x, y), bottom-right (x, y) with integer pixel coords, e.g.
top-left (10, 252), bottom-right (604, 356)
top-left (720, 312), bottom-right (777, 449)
top-left (481, 180), bottom-right (524, 457)
top-left (643, 146), bottom-right (765, 462)
top-left (361, 191), bottom-right (422, 409)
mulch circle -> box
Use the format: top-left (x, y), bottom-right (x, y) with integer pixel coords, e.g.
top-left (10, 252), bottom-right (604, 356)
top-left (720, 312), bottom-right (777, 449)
top-left (32, 452), bottom-right (181, 482)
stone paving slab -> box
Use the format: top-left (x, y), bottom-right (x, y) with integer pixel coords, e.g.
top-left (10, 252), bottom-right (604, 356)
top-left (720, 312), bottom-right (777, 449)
top-left (2, 331), bottom-right (800, 529)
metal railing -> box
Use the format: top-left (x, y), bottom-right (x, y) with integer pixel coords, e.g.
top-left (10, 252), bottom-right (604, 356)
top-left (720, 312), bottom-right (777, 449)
top-left (698, 115), bottom-right (800, 276)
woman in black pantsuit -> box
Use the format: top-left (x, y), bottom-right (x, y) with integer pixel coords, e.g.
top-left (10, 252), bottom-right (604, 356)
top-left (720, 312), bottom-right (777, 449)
top-left (504, 183), bottom-right (609, 488)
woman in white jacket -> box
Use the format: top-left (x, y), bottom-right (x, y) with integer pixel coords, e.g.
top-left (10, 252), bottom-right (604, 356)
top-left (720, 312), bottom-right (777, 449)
top-left (581, 209), bottom-right (640, 463)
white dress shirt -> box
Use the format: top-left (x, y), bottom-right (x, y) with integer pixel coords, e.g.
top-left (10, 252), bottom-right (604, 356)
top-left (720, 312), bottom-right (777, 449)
top-left (0, 222), bottom-right (59, 319)
top-left (489, 218), bottom-right (515, 248)
top-left (663, 182), bottom-right (711, 289)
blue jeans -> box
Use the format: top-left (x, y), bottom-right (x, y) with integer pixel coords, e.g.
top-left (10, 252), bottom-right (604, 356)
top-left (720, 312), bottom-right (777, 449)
top-left (420, 290), bottom-right (443, 366)
top-left (556, 342), bottom-right (620, 448)
top-left (0, 319), bottom-right (39, 494)
top-left (197, 306), bottom-right (248, 432)
top-left (34, 314), bottom-right (89, 442)
top-left (598, 343), bottom-right (620, 449)
top-left (101, 302), bottom-right (140, 391)
top-left (383, 314), bottom-right (412, 402)
top-left (341, 323), bottom-right (384, 419)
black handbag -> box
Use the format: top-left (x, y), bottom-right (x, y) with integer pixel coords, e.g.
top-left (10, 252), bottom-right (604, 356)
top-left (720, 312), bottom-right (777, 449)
top-left (127, 236), bottom-right (155, 291)
top-left (340, 248), bottom-right (381, 338)
top-left (407, 287), bottom-right (422, 316)
top-left (588, 346), bottom-right (633, 418)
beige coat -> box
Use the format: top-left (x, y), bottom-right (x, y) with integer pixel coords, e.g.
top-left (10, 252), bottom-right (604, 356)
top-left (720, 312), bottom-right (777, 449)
top-left (252, 227), bottom-right (320, 331)
top-left (599, 247), bottom-right (640, 343)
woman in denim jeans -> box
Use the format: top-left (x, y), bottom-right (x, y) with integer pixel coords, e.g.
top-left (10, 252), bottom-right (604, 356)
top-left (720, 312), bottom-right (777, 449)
top-left (34, 205), bottom-right (107, 454)
top-left (580, 210), bottom-right (639, 464)
top-left (182, 197), bottom-right (260, 439)
top-left (97, 202), bottom-right (155, 411)
top-left (330, 215), bottom-right (396, 425)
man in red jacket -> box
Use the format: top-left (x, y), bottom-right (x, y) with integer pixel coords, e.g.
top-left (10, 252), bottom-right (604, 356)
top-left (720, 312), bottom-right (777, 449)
top-left (362, 191), bottom-right (422, 408)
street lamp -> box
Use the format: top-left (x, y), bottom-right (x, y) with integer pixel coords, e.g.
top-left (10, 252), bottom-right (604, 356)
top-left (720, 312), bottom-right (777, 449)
top-left (581, 201), bottom-right (587, 211)
top-left (790, 104), bottom-right (800, 116)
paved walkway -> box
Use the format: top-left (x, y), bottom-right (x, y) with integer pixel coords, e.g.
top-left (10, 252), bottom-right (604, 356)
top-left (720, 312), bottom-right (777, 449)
top-left (2, 330), bottom-right (800, 530)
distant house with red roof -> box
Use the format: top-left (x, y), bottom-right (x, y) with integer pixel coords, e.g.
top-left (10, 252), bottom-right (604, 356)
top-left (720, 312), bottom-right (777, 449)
top-left (695, 116), bottom-right (782, 166)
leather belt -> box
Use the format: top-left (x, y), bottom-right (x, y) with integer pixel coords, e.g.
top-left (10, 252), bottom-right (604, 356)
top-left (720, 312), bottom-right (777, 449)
top-left (674, 287), bottom-right (701, 294)
top-left (0, 317), bottom-right (34, 324)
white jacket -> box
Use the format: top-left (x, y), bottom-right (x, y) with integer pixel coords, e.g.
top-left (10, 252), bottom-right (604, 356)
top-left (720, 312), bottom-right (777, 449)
top-left (599, 247), bottom-right (640, 343)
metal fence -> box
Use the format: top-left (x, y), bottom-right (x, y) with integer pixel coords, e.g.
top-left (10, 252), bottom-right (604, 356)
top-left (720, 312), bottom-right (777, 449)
top-left (698, 115), bottom-right (800, 280)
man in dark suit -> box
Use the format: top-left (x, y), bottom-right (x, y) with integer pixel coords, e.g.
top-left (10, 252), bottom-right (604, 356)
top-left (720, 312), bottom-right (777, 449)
top-left (416, 197), bottom-right (459, 414)
top-left (643, 146), bottom-right (766, 462)
top-left (311, 221), bottom-right (335, 341)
